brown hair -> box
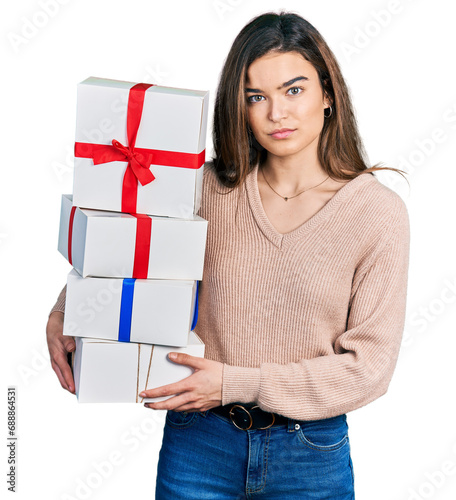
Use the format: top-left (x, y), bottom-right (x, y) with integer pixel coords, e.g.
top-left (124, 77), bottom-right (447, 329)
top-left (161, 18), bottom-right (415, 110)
top-left (212, 11), bottom-right (407, 188)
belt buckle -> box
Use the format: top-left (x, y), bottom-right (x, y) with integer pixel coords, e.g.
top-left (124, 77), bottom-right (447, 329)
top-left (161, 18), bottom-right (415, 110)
top-left (228, 404), bottom-right (276, 431)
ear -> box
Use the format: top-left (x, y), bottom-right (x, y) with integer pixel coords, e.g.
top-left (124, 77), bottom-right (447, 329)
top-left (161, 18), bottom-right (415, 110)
top-left (323, 91), bottom-right (333, 109)
top-left (322, 77), bottom-right (333, 108)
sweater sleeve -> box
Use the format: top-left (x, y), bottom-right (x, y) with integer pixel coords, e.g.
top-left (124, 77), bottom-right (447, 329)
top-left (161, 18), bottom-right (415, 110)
top-left (49, 285), bottom-right (67, 316)
top-left (221, 199), bottom-right (410, 421)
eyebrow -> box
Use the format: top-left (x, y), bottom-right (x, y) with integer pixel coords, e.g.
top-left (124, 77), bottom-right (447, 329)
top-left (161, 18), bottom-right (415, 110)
top-left (245, 76), bottom-right (309, 93)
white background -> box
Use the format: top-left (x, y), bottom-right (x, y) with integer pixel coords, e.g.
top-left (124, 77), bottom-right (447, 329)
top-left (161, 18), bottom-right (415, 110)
top-left (2, 1), bottom-right (456, 499)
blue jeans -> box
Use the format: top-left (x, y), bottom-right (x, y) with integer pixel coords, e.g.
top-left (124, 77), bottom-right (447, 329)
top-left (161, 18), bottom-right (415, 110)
top-left (155, 408), bottom-right (355, 499)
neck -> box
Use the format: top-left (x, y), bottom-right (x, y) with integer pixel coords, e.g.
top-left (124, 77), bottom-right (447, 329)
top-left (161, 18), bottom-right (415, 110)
top-left (260, 151), bottom-right (328, 194)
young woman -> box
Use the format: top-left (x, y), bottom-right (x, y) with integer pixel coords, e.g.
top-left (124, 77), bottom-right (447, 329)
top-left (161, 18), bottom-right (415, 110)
top-left (47, 11), bottom-right (410, 499)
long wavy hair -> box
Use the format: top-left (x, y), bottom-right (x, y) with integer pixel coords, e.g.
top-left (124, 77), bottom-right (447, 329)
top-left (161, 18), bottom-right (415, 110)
top-left (212, 11), bottom-right (406, 188)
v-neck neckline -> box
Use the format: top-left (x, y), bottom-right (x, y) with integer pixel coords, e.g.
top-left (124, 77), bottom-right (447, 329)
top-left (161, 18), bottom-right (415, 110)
top-left (245, 164), bottom-right (375, 250)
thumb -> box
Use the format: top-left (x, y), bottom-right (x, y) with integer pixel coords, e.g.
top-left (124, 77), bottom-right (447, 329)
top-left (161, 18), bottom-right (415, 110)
top-left (63, 337), bottom-right (76, 353)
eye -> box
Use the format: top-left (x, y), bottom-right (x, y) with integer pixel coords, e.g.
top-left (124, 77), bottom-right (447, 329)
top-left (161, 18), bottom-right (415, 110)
top-left (247, 95), bottom-right (265, 103)
top-left (287, 86), bottom-right (304, 96)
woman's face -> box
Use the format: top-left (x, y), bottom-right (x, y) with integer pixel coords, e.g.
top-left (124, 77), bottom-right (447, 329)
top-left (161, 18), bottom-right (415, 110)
top-left (245, 50), bottom-right (329, 162)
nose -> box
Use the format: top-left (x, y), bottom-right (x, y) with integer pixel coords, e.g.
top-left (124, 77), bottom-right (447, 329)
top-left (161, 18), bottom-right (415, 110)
top-left (267, 97), bottom-right (288, 123)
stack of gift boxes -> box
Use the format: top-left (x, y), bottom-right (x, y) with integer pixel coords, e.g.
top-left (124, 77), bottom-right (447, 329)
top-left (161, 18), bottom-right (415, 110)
top-left (57, 77), bottom-right (209, 403)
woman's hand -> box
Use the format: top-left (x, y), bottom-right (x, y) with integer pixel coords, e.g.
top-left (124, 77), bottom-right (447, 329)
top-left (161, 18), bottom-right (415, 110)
top-left (46, 311), bottom-right (76, 394)
top-left (140, 353), bottom-right (223, 412)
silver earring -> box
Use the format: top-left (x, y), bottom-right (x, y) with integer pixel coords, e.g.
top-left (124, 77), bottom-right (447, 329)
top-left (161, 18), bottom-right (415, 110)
top-left (324, 106), bottom-right (333, 118)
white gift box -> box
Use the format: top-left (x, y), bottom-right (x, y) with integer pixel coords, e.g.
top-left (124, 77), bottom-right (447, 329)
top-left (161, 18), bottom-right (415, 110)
top-left (63, 270), bottom-right (198, 347)
top-left (72, 332), bottom-right (205, 403)
top-left (73, 77), bottom-right (209, 218)
top-left (58, 195), bottom-right (208, 280)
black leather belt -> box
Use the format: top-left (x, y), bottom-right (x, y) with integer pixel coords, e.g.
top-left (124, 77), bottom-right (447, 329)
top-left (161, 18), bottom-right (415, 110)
top-left (211, 403), bottom-right (288, 430)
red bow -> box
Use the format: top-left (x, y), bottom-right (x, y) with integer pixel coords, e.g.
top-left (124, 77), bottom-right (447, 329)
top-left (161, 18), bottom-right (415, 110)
top-left (90, 138), bottom-right (156, 186)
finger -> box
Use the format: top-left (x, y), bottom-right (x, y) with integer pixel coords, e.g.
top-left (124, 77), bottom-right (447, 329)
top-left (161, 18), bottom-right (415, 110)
top-left (51, 360), bottom-right (70, 392)
top-left (172, 400), bottom-right (221, 413)
top-left (139, 378), bottom-right (193, 399)
top-left (61, 363), bottom-right (75, 394)
top-left (52, 351), bottom-right (75, 393)
top-left (51, 360), bottom-right (67, 389)
top-left (167, 352), bottom-right (205, 369)
top-left (144, 392), bottom-right (193, 411)
top-left (171, 402), bottom-right (205, 412)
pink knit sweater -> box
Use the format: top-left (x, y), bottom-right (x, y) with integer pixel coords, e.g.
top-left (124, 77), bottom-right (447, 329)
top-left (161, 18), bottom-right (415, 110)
top-left (51, 162), bottom-right (410, 420)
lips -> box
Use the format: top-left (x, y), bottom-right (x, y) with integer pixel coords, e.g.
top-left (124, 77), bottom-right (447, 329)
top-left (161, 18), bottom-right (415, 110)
top-left (269, 128), bottom-right (295, 139)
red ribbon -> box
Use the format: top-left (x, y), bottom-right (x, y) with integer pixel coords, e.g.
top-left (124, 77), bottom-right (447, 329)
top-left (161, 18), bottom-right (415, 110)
top-left (131, 214), bottom-right (152, 279)
top-left (74, 82), bottom-right (205, 213)
top-left (68, 206), bottom-right (77, 265)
